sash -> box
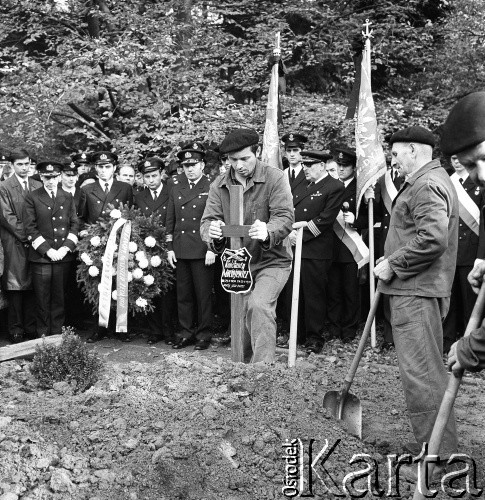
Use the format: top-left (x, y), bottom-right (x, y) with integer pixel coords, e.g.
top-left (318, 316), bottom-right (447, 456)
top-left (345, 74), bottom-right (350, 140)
top-left (381, 170), bottom-right (398, 215)
top-left (98, 218), bottom-right (128, 327)
top-left (116, 221), bottom-right (131, 332)
top-left (450, 173), bottom-right (480, 236)
top-left (333, 212), bottom-right (369, 269)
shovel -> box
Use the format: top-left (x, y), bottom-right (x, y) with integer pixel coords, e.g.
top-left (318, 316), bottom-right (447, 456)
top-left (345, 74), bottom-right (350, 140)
top-left (323, 290), bottom-right (381, 438)
top-left (412, 282), bottom-right (485, 500)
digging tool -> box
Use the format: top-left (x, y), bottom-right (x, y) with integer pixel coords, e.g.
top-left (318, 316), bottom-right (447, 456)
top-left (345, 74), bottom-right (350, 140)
top-left (322, 290), bottom-right (381, 438)
top-left (288, 223), bottom-right (306, 368)
top-left (412, 282), bottom-right (485, 500)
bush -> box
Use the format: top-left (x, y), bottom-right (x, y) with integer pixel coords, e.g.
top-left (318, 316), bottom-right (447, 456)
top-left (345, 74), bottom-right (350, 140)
top-left (30, 327), bottom-right (104, 393)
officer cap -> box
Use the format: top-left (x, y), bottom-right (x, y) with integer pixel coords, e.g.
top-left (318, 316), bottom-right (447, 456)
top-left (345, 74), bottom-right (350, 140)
top-left (91, 151), bottom-right (118, 165)
top-left (139, 157), bottom-right (165, 174)
top-left (63, 161), bottom-right (78, 175)
top-left (441, 92), bottom-right (485, 155)
top-left (71, 152), bottom-right (90, 165)
top-left (177, 148), bottom-right (205, 164)
top-left (389, 126), bottom-right (435, 147)
top-left (300, 150), bottom-right (332, 165)
top-left (281, 133), bottom-right (308, 149)
top-left (333, 147), bottom-right (357, 167)
top-left (0, 148), bottom-right (10, 163)
top-left (37, 161), bottom-right (63, 177)
top-left (219, 128), bottom-right (259, 155)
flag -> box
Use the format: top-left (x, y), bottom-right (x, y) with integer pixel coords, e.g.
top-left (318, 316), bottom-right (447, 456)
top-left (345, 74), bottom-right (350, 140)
top-left (262, 52), bottom-right (282, 169)
top-left (355, 40), bottom-right (387, 217)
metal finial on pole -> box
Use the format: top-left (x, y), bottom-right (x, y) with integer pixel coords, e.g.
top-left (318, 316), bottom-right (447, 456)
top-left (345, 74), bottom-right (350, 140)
top-left (362, 19), bottom-right (373, 40)
top-left (274, 31), bottom-right (281, 57)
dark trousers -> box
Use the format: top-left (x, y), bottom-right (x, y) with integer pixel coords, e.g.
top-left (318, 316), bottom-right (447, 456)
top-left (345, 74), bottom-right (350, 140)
top-left (327, 261), bottom-right (360, 340)
top-left (382, 294), bottom-right (394, 343)
top-left (32, 262), bottom-right (70, 336)
top-left (146, 286), bottom-right (176, 339)
top-left (443, 265), bottom-right (475, 343)
top-left (286, 258), bottom-right (331, 344)
top-left (176, 259), bottom-right (214, 341)
top-left (213, 256), bottom-right (230, 329)
top-left (64, 258), bottom-right (89, 328)
top-left (6, 289), bottom-right (36, 336)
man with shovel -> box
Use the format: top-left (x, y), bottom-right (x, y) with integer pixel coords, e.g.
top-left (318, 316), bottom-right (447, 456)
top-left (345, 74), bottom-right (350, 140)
top-left (373, 126), bottom-right (459, 467)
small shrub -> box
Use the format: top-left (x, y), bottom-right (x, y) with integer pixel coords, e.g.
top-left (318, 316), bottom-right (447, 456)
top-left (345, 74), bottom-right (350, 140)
top-left (30, 327), bottom-right (104, 393)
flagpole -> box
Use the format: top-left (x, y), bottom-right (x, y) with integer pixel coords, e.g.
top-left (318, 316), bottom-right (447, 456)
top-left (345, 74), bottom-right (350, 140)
top-left (363, 20), bottom-right (377, 348)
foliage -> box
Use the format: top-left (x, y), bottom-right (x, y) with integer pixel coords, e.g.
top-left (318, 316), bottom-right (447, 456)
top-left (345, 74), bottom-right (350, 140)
top-left (30, 327), bottom-right (104, 393)
top-left (76, 203), bottom-right (173, 315)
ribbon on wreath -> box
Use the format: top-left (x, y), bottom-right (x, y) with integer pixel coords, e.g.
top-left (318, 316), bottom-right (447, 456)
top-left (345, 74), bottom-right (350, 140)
top-left (116, 220), bottom-right (131, 332)
top-left (98, 217), bottom-right (129, 328)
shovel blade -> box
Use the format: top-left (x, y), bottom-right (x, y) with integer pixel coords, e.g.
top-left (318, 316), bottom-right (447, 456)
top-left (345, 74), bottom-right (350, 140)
top-left (323, 390), bottom-right (362, 439)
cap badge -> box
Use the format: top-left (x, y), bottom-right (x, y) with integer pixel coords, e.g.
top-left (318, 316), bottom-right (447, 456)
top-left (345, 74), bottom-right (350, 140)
top-left (46, 164), bottom-right (54, 171)
top-left (70, 162), bottom-right (76, 168)
top-left (144, 161), bottom-right (150, 167)
top-left (289, 134), bottom-right (294, 141)
top-left (100, 154), bottom-right (107, 160)
top-left (81, 153), bottom-right (86, 159)
top-left (193, 143), bottom-right (199, 149)
top-left (185, 152), bottom-right (192, 158)
top-left (338, 152), bottom-right (344, 160)
top-left (0, 156), bottom-right (5, 160)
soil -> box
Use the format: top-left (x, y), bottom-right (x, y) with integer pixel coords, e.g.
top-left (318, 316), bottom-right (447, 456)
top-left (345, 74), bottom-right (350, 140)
top-left (0, 327), bottom-right (484, 500)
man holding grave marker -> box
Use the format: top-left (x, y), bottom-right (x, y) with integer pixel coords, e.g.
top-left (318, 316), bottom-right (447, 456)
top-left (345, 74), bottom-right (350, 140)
top-left (200, 128), bottom-right (294, 364)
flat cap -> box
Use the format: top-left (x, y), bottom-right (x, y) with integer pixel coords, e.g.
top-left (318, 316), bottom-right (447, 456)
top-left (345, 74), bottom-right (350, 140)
top-left (333, 147), bottom-right (357, 166)
top-left (219, 128), bottom-right (259, 154)
top-left (281, 133), bottom-right (308, 149)
top-left (441, 92), bottom-right (485, 155)
top-left (139, 157), bottom-right (165, 174)
top-left (300, 150), bottom-right (332, 165)
top-left (91, 151), bottom-right (118, 164)
top-left (37, 161), bottom-right (63, 177)
top-left (71, 152), bottom-right (90, 165)
top-left (389, 126), bottom-right (435, 147)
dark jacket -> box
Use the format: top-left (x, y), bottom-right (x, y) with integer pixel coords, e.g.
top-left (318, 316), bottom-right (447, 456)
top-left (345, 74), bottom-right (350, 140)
top-left (293, 174), bottom-right (344, 260)
top-left (378, 159), bottom-right (459, 297)
top-left (200, 160), bottom-right (294, 273)
top-left (0, 175), bottom-right (42, 290)
top-left (134, 180), bottom-right (172, 222)
top-left (166, 175), bottom-right (211, 260)
top-left (286, 167), bottom-right (306, 195)
top-left (80, 179), bottom-right (133, 225)
top-left (23, 187), bottom-right (79, 263)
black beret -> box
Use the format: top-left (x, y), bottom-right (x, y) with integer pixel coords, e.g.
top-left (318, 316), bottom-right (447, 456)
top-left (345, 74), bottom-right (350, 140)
top-left (300, 150), bottom-right (332, 165)
top-left (37, 161), bottom-right (63, 177)
top-left (139, 157), bottom-right (165, 174)
top-left (389, 126), bottom-right (435, 147)
top-left (91, 151), bottom-right (118, 164)
top-left (219, 128), bottom-right (259, 154)
top-left (281, 133), bottom-right (308, 148)
top-left (71, 152), bottom-right (90, 165)
top-left (63, 161), bottom-right (78, 175)
top-left (333, 147), bottom-right (357, 166)
top-left (441, 92), bottom-right (485, 155)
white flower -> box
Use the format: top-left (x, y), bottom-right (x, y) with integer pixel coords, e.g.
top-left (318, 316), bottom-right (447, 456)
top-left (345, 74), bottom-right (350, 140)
top-left (135, 250), bottom-right (146, 262)
top-left (150, 255), bottom-right (162, 267)
top-left (88, 266), bottom-right (99, 277)
top-left (110, 209), bottom-right (122, 219)
top-left (80, 252), bottom-right (93, 266)
top-left (112, 290), bottom-right (117, 300)
top-left (132, 268), bottom-right (143, 279)
top-left (143, 275), bottom-right (154, 286)
top-left (112, 266), bottom-right (117, 276)
top-left (144, 236), bottom-right (156, 248)
top-left (90, 236), bottom-right (101, 247)
top-left (128, 241), bottom-right (138, 253)
top-left (138, 259), bottom-right (149, 269)
top-left (127, 272), bottom-right (133, 282)
top-left (136, 297), bottom-right (148, 308)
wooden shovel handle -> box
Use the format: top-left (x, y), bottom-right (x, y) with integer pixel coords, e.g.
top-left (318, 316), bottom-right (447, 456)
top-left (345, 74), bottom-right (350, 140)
top-left (288, 227), bottom-right (304, 367)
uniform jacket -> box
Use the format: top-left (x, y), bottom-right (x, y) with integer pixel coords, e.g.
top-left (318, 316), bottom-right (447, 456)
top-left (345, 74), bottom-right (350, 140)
top-left (378, 160), bottom-right (459, 298)
top-left (286, 166), bottom-right (306, 194)
top-left (23, 187), bottom-right (79, 264)
top-left (200, 160), bottom-right (294, 273)
top-left (0, 175), bottom-right (42, 290)
top-left (293, 175), bottom-right (344, 260)
top-left (166, 175), bottom-right (210, 260)
top-left (134, 180), bottom-right (172, 222)
top-left (80, 179), bottom-right (133, 225)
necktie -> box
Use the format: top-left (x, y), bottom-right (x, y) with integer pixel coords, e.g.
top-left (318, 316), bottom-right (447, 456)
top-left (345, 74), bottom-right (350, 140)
top-left (104, 182), bottom-right (109, 193)
top-left (189, 182), bottom-right (194, 190)
top-left (459, 177), bottom-right (464, 185)
top-left (307, 181), bottom-right (313, 189)
top-left (23, 181), bottom-right (28, 192)
top-left (49, 190), bottom-right (55, 199)
top-left (291, 169), bottom-right (295, 182)
top-left (152, 190), bottom-right (158, 200)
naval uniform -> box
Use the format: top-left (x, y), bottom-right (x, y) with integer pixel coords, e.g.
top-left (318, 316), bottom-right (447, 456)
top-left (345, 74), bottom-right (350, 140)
top-left (166, 175), bottom-right (213, 342)
top-left (23, 187), bottom-right (79, 336)
top-left (134, 180), bottom-right (176, 341)
top-left (287, 175), bottom-right (344, 343)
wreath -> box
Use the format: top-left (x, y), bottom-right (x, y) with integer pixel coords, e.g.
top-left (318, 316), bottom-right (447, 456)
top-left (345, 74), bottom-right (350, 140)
top-left (76, 204), bottom-right (173, 315)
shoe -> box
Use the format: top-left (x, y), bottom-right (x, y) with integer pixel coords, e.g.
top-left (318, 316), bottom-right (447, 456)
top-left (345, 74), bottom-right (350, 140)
top-left (305, 340), bottom-right (323, 354)
top-left (194, 339), bottom-right (211, 351)
top-left (402, 442), bottom-right (423, 456)
top-left (11, 332), bottom-right (25, 344)
top-left (147, 336), bottom-right (162, 345)
top-left (380, 341), bottom-right (394, 352)
top-left (399, 463), bottom-right (444, 483)
top-left (165, 337), bottom-right (176, 345)
top-left (118, 332), bottom-right (132, 343)
top-left (86, 331), bottom-right (102, 343)
top-left (276, 334), bottom-right (289, 348)
top-left (172, 337), bottom-right (195, 349)
top-left (341, 336), bottom-right (355, 344)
